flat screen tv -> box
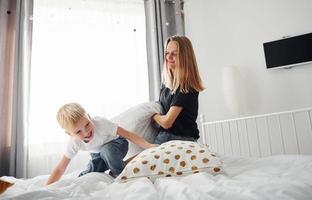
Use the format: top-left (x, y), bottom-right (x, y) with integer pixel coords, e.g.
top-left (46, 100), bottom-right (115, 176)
top-left (263, 32), bottom-right (312, 69)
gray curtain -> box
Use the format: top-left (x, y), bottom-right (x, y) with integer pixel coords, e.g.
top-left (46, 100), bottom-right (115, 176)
top-left (144, 0), bottom-right (185, 101)
top-left (0, 0), bottom-right (33, 178)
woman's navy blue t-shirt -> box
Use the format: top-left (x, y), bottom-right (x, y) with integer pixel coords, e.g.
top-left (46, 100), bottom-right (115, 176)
top-left (159, 84), bottom-right (200, 139)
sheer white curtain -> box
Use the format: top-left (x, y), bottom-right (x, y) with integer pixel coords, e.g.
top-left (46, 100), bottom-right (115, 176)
top-left (28, 0), bottom-right (148, 177)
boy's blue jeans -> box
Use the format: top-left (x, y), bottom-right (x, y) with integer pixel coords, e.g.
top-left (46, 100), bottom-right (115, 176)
top-left (78, 136), bottom-right (128, 177)
top-left (154, 131), bottom-right (197, 144)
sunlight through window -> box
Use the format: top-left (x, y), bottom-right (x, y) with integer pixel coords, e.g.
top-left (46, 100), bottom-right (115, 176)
top-left (28, 0), bottom-right (148, 177)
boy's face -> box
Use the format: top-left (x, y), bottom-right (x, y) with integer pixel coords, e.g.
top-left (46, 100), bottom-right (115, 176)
top-left (67, 115), bottom-right (95, 142)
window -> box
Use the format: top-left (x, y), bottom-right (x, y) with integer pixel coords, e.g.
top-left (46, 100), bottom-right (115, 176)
top-left (28, 0), bottom-right (148, 177)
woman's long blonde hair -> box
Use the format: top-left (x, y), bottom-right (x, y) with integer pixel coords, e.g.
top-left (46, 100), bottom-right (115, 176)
top-left (162, 35), bottom-right (204, 94)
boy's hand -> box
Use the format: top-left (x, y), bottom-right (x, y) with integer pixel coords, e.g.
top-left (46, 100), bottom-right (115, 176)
top-left (148, 143), bottom-right (159, 148)
top-left (46, 155), bottom-right (70, 185)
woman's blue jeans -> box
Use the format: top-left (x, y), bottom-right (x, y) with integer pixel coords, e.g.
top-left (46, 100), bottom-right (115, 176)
top-left (154, 131), bottom-right (197, 144)
top-left (78, 136), bottom-right (128, 177)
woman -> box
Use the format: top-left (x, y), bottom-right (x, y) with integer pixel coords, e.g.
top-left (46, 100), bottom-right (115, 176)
top-left (153, 35), bottom-right (205, 144)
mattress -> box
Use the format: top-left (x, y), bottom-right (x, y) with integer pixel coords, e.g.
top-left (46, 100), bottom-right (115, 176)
top-left (1, 154), bottom-right (312, 200)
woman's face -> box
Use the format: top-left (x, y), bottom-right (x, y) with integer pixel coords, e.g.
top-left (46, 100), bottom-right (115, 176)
top-left (165, 41), bottom-right (178, 71)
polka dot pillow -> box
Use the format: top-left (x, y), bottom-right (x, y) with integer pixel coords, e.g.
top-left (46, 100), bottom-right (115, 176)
top-left (116, 140), bottom-right (224, 182)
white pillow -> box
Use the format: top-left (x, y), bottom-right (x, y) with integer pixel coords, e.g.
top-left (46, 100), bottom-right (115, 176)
top-left (111, 101), bottom-right (162, 159)
top-left (116, 140), bottom-right (224, 182)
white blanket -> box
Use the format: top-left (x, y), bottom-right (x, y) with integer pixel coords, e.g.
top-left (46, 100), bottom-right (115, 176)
top-left (1, 155), bottom-right (312, 200)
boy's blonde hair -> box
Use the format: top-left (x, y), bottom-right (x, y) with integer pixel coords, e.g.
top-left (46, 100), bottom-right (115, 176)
top-left (162, 35), bottom-right (205, 94)
top-left (57, 103), bottom-right (87, 131)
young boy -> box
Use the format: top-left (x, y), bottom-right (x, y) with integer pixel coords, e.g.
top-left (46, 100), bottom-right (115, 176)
top-left (46, 102), bottom-right (157, 185)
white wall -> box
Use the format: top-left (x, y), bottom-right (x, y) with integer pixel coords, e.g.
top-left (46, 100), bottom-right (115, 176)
top-left (184, 0), bottom-right (312, 122)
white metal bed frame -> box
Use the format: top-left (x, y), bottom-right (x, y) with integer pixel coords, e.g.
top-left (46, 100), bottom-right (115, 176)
top-left (200, 107), bottom-right (312, 157)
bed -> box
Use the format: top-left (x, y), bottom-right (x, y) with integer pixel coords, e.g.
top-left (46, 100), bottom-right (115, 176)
top-left (1, 105), bottom-right (312, 200)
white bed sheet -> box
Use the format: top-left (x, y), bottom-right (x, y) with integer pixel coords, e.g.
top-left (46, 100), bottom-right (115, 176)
top-left (1, 154), bottom-right (312, 200)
